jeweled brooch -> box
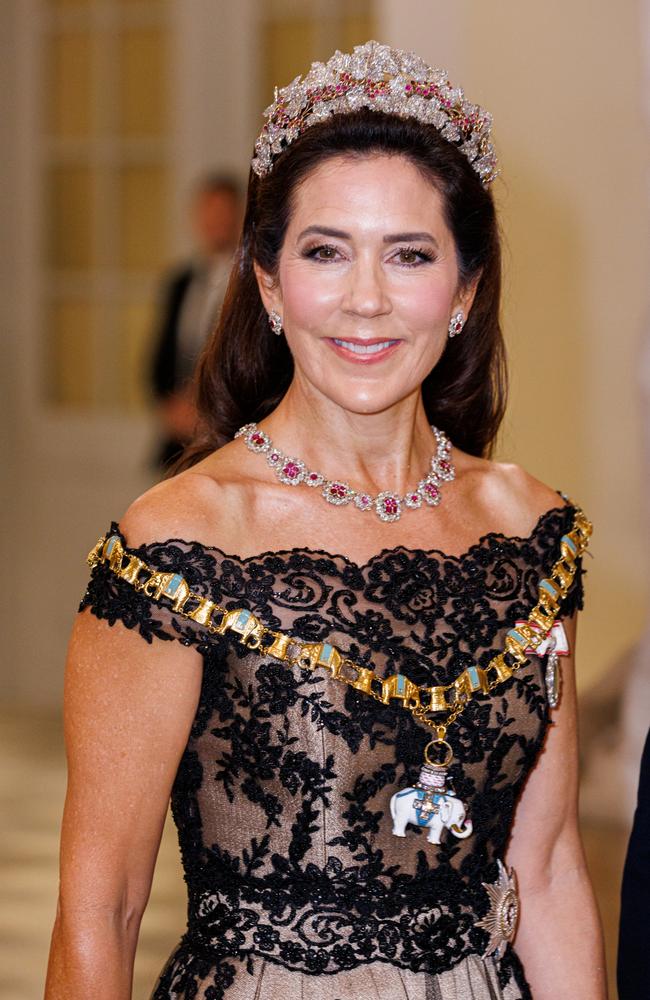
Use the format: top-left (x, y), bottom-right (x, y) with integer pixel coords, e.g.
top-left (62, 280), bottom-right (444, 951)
top-left (476, 859), bottom-right (520, 960)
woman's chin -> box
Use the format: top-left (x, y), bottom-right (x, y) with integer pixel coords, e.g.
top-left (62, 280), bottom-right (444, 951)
top-left (316, 387), bottom-right (414, 418)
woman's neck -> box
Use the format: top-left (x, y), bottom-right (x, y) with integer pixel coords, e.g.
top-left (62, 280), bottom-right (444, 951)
top-left (260, 379), bottom-right (439, 496)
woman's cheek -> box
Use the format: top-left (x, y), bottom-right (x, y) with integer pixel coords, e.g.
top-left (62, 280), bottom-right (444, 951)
top-left (392, 279), bottom-right (454, 331)
top-left (280, 263), bottom-right (342, 327)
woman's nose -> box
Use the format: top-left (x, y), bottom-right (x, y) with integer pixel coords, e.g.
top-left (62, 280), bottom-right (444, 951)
top-left (341, 259), bottom-right (391, 318)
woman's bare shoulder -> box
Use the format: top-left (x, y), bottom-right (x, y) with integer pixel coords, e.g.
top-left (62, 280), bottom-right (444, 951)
top-left (119, 448), bottom-right (246, 549)
top-left (484, 459), bottom-right (568, 516)
top-left (454, 451), bottom-right (569, 537)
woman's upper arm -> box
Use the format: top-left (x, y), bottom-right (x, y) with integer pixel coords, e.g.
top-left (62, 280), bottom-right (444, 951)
top-left (504, 612), bottom-right (583, 890)
top-left (60, 514), bottom-right (204, 920)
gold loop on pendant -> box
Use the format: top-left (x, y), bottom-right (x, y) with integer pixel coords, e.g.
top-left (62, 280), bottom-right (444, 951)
top-left (424, 738), bottom-right (453, 768)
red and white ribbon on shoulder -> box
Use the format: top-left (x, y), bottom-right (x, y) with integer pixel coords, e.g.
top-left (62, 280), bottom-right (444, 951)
top-left (515, 619), bottom-right (569, 657)
top-left (515, 619), bottom-right (567, 709)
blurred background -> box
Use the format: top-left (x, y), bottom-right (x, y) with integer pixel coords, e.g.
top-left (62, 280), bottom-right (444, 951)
top-left (1, 1), bottom-right (648, 997)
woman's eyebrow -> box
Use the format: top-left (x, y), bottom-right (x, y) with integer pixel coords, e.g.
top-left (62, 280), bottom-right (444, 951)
top-left (383, 231), bottom-right (439, 247)
top-left (296, 226), bottom-right (440, 249)
top-left (297, 225), bottom-right (350, 240)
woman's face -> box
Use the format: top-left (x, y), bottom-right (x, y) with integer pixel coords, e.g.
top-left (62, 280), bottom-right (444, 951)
top-left (257, 153), bottom-right (477, 416)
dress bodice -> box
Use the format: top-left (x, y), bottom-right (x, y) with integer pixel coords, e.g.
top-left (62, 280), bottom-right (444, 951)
top-left (80, 499), bottom-right (586, 999)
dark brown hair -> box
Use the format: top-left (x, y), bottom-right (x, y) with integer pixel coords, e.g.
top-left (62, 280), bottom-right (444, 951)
top-left (177, 110), bottom-right (507, 471)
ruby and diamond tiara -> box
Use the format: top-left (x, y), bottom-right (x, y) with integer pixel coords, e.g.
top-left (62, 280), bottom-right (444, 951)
top-left (251, 40), bottom-right (498, 186)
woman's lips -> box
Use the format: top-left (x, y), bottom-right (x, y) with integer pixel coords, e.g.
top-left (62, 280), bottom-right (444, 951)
top-left (326, 337), bottom-right (402, 364)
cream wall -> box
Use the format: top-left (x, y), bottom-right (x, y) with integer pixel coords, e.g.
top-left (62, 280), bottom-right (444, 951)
top-left (378, 0), bottom-right (650, 690)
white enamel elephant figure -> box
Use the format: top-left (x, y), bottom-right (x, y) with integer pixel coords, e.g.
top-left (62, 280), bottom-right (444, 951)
top-left (390, 787), bottom-right (473, 844)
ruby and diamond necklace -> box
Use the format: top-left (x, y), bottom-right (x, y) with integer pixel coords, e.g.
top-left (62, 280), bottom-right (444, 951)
top-left (234, 421), bottom-right (455, 523)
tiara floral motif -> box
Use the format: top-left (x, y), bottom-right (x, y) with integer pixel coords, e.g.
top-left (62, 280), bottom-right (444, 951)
top-left (252, 40), bottom-right (499, 186)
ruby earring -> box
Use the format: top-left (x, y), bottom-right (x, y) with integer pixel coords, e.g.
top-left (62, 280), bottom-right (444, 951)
top-left (448, 312), bottom-right (465, 338)
top-left (269, 310), bottom-right (283, 336)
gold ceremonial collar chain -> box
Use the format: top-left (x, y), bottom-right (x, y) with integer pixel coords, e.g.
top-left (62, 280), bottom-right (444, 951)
top-left (87, 504), bottom-right (591, 767)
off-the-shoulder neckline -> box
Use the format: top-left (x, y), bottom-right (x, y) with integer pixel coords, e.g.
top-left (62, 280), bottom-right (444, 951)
top-left (110, 496), bottom-right (574, 574)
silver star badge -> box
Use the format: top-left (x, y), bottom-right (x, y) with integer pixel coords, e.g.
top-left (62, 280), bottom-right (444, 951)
top-left (476, 859), bottom-right (520, 960)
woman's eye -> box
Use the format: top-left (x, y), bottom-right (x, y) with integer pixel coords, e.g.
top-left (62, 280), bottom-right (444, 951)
top-left (395, 246), bottom-right (434, 266)
top-left (304, 244), bottom-right (339, 261)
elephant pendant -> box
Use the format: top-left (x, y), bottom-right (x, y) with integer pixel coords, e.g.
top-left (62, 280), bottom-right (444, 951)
top-left (390, 759), bottom-right (473, 845)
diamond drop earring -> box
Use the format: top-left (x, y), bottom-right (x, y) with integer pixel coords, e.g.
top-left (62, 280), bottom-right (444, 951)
top-left (448, 311), bottom-right (465, 338)
top-left (268, 310), bottom-right (283, 336)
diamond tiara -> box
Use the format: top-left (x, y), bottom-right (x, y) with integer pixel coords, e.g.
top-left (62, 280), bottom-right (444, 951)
top-left (251, 40), bottom-right (499, 186)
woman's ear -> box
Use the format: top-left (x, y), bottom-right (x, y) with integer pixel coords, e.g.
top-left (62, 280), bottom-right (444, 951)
top-left (253, 261), bottom-right (283, 317)
top-left (453, 270), bottom-right (482, 319)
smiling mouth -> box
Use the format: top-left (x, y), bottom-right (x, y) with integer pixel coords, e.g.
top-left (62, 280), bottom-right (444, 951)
top-left (331, 338), bottom-right (400, 356)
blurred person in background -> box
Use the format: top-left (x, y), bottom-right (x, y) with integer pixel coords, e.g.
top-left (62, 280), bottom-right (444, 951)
top-left (46, 42), bottom-right (607, 1000)
top-left (150, 172), bottom-right (242, 470)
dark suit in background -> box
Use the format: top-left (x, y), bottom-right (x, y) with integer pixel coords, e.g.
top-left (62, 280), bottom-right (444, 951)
top-left (617, 724), bottom-right (650, 998)
top-left (148, 173), bottom-right (242, 472)
top-left (150, 264), bottom-right (197, 468)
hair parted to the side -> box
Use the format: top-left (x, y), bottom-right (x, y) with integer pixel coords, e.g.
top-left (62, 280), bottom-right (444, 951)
top-left (175, 110), bottom-right (507, 473)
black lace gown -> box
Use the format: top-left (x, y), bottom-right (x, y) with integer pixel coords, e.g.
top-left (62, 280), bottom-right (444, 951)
top-left (80, 501), bottom-right (585, 1000)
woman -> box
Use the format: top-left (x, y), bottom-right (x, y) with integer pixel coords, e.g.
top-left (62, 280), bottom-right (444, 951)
top-left (46, 42), bottom-right (607, 999)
